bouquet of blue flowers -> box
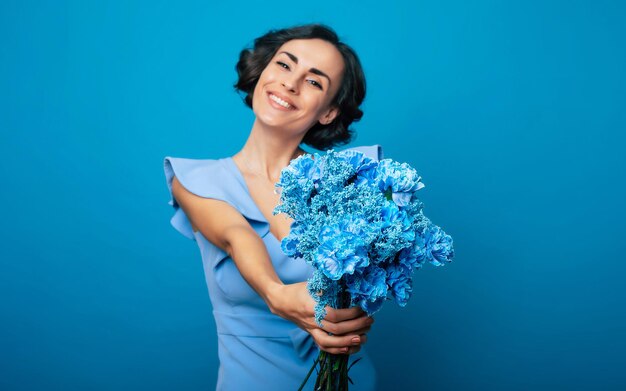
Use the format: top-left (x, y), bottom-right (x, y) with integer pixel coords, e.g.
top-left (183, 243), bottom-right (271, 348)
top-left (273, 148), bottom-right (454, 390)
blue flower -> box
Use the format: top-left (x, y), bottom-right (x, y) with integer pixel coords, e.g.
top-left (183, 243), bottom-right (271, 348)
top-left (318, 223), bottom-right (339, 243)
top-left (339, 214), bottom-right (369, 237)
top-left (386, 263), bottom-right (412, 307)
top-left (276, 153), bottom-right (326, 196)
top-left (335, 150), bottom-right (377, 173)
top-left (380, 200), bottom-right (404, 228)
top-left (362, 296), bottom-right (386, 314)
top-left (415, 224), bottom-right (455, 266)
top-left (306, 270), bottom-right (344, 326)
top-left (398, 245), bottom-right (422, 271)
top-left (280, 221), bottom-right (306, 258)
top-left (378, 200), bottom-right (415, 244)
top-left (309, 153), bottom-right (326, 183)
top-left (283, 154), bottom-right (316, 179)
top-left (354, 164), bottom-right (378, 187)
top-left (376, 160), bottom-right (425, 207)
top-left (316, 233), bottom-right (369, 280)
top-left (331, 150), bottom-right (379, 187)
top-left (346, 266), bottom-right (388, 315)
top-left (315, 215), bottom-right (372, 280)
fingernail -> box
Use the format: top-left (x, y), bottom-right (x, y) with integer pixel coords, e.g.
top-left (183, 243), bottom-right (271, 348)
top-left (341, 347), bottom-right (349, 353)
top-left (351, 337), bottom-right (360, 345)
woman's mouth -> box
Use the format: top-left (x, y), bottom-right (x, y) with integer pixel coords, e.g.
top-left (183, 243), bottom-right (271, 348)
top-left (267, 92), bottom-right (296, 110)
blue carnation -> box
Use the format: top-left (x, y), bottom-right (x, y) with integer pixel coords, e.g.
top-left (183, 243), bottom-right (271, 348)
top-left (339, 214), bottom-right (369, 238)
top-left (283, 154), bottom-right (316, 180)
top-left (362, 296), bottom-right (386, 314)
top-left (346, 266), bottom-right (388, 315)
top-left (397, 245), bottom-right (422, 271)
top-left (376, 160), bottom-right (425, 207)
top-left (280, 221), bottom-right (306, 258)
top-left (354, 163), bottom-right (378, 187)
top-left (315, 220), bottom-right (370, 280)
top-left (415, 224), bottom-right (455, 266)
top-left (386, 263), bottom-right (413, 307)
top-left (309, 153), bottom-right (326, 184)
top-left (379, 200), bottom-right (415, 244)
top-left (335, 150), bottom-right (377, 174)
top-left (380, 200), bottom-right (407, 229)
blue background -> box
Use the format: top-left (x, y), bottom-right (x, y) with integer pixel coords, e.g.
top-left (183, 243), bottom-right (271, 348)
top-left (2, 1), bottom-right (625, 390)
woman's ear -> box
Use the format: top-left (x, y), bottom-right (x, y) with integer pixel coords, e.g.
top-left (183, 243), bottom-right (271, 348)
top-left (319, 106), bottom-right (340, 125)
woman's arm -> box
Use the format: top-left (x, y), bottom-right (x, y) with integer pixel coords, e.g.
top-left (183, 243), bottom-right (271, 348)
top-left (172, 176), bottom-right (372, 354)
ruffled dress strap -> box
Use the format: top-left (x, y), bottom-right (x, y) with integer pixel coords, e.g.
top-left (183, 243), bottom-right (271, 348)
top-left (163, 156), bottom-right (270, 241)
top-left (342, 144), bottom-right (384, 161)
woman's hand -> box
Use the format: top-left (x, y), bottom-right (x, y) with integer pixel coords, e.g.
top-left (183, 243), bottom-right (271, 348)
top-left (266, 282), bottom-right (374, 355)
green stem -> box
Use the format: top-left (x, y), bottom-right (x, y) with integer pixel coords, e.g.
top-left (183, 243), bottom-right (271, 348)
top-left (310, 284), bottom-right (357, 390)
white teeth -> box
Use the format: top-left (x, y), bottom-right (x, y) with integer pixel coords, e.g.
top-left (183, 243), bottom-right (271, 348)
top-left (270, 93), bottom-right (292, 109)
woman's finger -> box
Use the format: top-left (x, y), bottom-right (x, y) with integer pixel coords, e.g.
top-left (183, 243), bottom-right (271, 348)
top-left (320, 344), bottom-right (362, 355)
top-left (324, 306), bottom-right (365, 323)
top-left (310, 328), bottom-right (363, 350)
top-left (322, 346), bottom-right (352, 355)
top-left (322, 315), bottom-right (373, 335)
top-left (338, 326), bottom-right (370, 338)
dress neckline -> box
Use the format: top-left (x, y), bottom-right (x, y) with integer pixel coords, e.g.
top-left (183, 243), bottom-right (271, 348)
top-left (224, 156), bottom-right (287, 243)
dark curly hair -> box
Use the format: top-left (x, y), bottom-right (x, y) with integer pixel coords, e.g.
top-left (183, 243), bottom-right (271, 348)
top-left (233, 23), bottom-right (366, 150)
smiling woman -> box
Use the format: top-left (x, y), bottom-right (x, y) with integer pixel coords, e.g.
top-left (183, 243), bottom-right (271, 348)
top-left (163, 24), bottom-right (377, 391)
top-left (234, 25), bottom-right (366, 151)
top-left (249, 38), bottom-right (345, 148)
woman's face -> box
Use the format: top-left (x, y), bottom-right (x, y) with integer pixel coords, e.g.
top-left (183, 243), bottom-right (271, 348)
top-left (251, 38), bottom-right (345, 135)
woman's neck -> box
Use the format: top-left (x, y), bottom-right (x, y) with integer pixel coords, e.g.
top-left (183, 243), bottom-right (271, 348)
top-left (234, 123), bottom-right (307, 183)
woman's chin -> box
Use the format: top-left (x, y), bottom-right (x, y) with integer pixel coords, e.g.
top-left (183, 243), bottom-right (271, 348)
top-left (255, 115), bottom-right (285, 128)
top-left (255, 113), bottom-right (300, 130)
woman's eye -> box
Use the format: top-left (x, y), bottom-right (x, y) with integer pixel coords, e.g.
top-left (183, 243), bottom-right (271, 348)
top-left (276, 61), bottom-right (289, 70)
top-left (308, 80), bottom-right (323, 90)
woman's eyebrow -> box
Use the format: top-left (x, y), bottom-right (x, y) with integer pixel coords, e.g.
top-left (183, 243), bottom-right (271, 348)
top-left (278, 51), bottom-right (331, 86)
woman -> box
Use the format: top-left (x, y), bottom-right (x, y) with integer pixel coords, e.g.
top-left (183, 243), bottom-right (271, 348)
top-left (163, 24), bottom-right (381, 390)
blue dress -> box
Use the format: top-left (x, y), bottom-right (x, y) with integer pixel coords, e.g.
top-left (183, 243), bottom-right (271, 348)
top-left (163, 144), bottom-right (383, 391)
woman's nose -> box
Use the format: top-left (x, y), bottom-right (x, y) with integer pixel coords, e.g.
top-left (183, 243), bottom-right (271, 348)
top-left (281, 79), bottom-right (298, 93)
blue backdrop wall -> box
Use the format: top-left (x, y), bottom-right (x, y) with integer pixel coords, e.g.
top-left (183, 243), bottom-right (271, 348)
top-left (1, 1), bottom-right (625, 390)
